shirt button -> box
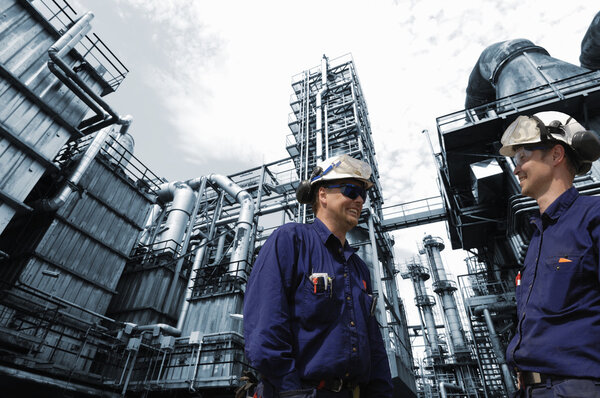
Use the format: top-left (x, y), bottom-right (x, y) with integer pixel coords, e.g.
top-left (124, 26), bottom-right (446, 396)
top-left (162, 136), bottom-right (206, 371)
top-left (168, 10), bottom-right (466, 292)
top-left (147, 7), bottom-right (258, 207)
top-left (344, 273), bottom-right (348, 278)
top-left (346, 296), bottom-right (351, 301)
top-left (350, 321), bottom-right (355, 327)
top-left (352, 347), bottom-right (357, 352)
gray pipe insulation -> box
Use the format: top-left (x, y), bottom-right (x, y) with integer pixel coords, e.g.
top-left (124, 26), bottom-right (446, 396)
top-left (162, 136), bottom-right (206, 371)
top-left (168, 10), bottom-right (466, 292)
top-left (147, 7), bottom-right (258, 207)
top-left (464, 39), bottom-right (591, 109)
top-left (580, 11), bottom-right (600, 71)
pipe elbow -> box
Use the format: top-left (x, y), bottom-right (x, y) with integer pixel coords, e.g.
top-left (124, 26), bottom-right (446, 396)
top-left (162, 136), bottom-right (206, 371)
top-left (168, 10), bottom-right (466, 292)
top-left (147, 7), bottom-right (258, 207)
top-left (580, 11), bottom-right (600, 70)
top-left (465, 39), bottom-right (548, 108)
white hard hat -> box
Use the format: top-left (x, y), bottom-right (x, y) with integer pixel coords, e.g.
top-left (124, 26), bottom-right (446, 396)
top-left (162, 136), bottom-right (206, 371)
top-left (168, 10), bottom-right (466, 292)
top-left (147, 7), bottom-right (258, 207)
top-left (499, 111), bottom-right (600, 175)
top-left (499, 111), bottom-right (586, 156)
top-left (296, 154), bottom-right (374, 204)
top-left (311, 154), bottom-right (374, 189)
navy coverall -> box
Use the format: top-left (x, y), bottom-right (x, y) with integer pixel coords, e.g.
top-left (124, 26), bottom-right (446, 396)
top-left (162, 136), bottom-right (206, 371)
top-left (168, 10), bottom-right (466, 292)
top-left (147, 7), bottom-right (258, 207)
top-left (244, 218), bottom-right (393, 397)
top-left (506, 187), bottom-right (600, 395)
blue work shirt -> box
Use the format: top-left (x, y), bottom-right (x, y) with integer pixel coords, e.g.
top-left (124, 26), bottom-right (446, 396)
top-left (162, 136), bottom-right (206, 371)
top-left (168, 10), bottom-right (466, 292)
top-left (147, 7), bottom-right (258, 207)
top-left (243, 218), bottom-right (392, 396)
top-left (506, 187), bottom-right (600, 377)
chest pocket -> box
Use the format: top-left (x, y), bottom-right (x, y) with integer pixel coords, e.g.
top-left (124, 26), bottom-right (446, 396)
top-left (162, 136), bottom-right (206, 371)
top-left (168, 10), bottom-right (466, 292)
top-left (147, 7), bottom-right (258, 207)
top-left (538, 254), bottom-right (588, 313)
top-left (300, 274), bottom-right (342, 325)
top-left (543, 255), bottom-right (585, 273)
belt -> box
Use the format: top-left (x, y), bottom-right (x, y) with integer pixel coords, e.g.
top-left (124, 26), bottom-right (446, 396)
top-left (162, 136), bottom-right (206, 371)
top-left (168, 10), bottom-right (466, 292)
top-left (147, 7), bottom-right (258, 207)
top-left (517, 371), bottom-right (566, 387)
top-left (304, 378), bottom-right (359, 393)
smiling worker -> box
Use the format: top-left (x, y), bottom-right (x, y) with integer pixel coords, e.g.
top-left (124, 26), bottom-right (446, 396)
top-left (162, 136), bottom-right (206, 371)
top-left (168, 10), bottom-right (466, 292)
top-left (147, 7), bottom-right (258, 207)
top-left (499, 111), bottom-right (600, 397)
top-left (243, 154), bottom-right (392, 398)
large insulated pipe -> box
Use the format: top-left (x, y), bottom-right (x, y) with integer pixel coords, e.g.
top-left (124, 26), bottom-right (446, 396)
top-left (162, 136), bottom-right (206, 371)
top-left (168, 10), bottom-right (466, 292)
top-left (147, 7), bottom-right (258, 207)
top-left (474, 305), bottom-right (516, 393)
top-left (32, 128), bottom-right (108, 211)
top-left (580, 12), bottom-right (600, 71)
top-left (47, 12), bottom-right (126, 135)
top-left (187, 175), bottom-right (255, 277)
top-left (422, 235), bottom-right (467, 354)
top-left (133, 323), bottom-right (182, 337)
top-left (155, 182), bottom-right (196, 254)
top-left (177, 239), bottom-right (208, 330)
top-left (439, 382), bottom-right (463, 398)
top-left (465, 39), bottom-right (589, 109)
top-left (315, 55), bottom-right (328, 161)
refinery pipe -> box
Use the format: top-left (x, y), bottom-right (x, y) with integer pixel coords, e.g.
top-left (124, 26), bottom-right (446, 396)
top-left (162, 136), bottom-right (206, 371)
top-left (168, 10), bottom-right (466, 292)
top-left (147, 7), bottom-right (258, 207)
top-left (177, 239), bottom-right (208, 330)
top-left (47, 12), bottom-right (125, 134)
top-left (154, 181), bottom-right (196, 254)
top-left (132, 323), bottom-right (182, 337)
top-left (315, 55), bottom-right (329, 160)
top-left (474, 304), bottom-right (516, 393)
top-left (439, 382), bottom-right (463, 398)
top-left (580, 12), bottom-right (600, 71)
top-left (186, 174), bottom-right (255, 277)
top-left (32, 116), bottom-right (132, 211)
top-left (465, 39), bottom-right (588, 109)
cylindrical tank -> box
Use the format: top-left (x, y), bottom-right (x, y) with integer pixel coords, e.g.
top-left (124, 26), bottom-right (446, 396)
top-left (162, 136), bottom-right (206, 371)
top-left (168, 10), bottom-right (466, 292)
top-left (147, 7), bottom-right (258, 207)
top-left (422, 235), bottom-right (467, 354)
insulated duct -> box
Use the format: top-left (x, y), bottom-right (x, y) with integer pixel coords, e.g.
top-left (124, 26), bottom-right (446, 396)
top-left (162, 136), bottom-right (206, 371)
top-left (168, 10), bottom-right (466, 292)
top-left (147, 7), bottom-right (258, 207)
top-left (32, 116), bottom-right (132, 211)
top-left (155, 182), bottom-right (196, 254)
top-left (186, 175), bottom-right (255, 277)
top-left (580, 11), bottom-right (600, 71)
top-left (465, 39), bottom-right (589, 109)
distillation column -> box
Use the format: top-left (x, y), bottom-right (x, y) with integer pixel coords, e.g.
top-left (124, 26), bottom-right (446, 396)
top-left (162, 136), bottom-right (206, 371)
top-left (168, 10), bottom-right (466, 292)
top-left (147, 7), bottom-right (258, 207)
top-left (421, 235), bottom-right (468, 356)
top-left (401, 259), bottom-right (442, 359)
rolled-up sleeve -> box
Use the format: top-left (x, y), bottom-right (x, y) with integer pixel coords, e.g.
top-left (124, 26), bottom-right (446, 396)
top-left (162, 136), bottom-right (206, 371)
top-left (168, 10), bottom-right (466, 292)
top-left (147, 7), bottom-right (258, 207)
top-left (244, 227), bottom-right (302, 392)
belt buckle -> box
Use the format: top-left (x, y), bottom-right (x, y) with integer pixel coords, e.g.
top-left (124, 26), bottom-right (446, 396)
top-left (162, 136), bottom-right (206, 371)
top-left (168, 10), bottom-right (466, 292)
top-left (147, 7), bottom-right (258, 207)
top-left (331, 378), bottom-right (343, 393)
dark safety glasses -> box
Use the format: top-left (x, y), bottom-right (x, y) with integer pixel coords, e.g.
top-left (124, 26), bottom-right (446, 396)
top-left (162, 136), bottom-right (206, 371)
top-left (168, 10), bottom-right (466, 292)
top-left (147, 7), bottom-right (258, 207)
top-left (325, 183), bottom-right (367, 201)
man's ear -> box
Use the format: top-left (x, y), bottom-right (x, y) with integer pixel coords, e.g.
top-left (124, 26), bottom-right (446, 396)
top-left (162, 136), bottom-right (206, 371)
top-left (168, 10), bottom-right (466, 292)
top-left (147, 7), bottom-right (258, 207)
top-left (551, 144), bottom-right (566, 165)
top-left (318, 186), bottom-right (327, 208)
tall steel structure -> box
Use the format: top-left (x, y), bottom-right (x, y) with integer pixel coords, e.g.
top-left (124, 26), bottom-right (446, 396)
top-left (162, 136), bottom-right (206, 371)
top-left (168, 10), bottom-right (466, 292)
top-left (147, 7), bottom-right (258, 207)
top-left (287, 54), bottom-right (415, 395)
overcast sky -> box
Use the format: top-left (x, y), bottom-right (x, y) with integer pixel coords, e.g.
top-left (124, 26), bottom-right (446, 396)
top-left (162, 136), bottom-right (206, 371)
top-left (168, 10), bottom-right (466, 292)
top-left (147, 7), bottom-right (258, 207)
top-left (72, 0), bottom-right (598, 337)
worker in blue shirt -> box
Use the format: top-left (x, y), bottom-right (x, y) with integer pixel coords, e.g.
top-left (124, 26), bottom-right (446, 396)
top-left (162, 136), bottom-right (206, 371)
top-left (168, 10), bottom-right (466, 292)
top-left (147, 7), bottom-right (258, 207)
top-left (499, 111), bottom-right (600, 397)
top-left (243, 154), bottom-right (393, 398)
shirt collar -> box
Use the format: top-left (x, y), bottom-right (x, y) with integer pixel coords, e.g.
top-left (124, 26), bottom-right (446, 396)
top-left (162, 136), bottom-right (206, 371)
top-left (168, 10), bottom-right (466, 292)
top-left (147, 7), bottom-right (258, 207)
top-left (530, 186), bottom-right (578, 228)
top-left (542, 186), bottom-right (578, 222)
top-left (311, 218), bottom-right (358, 253)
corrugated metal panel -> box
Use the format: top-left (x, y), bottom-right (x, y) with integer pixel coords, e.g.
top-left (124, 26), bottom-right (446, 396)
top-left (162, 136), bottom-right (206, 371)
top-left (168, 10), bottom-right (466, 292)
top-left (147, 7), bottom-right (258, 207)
top-left (181, 294), bottom-right (243, 336)
top-left (0, 0), bottom-right (111, 234)
top-left (108, 265), bottom-right (188, 325)
top-left (78, 159), bottom-right (151, 228)
top-left (2, 153), bottom-right (153, 321)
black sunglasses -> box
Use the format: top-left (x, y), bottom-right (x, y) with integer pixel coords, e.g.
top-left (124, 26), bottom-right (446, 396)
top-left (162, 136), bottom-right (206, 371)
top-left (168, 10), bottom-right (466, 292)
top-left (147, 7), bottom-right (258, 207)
top-left (325, 183), bottom-right (367, 201)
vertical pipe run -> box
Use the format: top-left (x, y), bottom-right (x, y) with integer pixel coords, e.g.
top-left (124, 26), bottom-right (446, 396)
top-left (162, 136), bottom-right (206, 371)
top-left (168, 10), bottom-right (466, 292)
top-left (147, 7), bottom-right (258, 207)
top-left (206, 175), bottom-right (255, 277)
top-left (482, 307), bottom-right (516, 393)
top-left (302, 71), bottom-right (310, 223)
top-left (163, 178), bottom-right (205, 315)
top-left (316, 55), bottom-right (328, 161)
top-left (368, 211), bottom-right (398, 377)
